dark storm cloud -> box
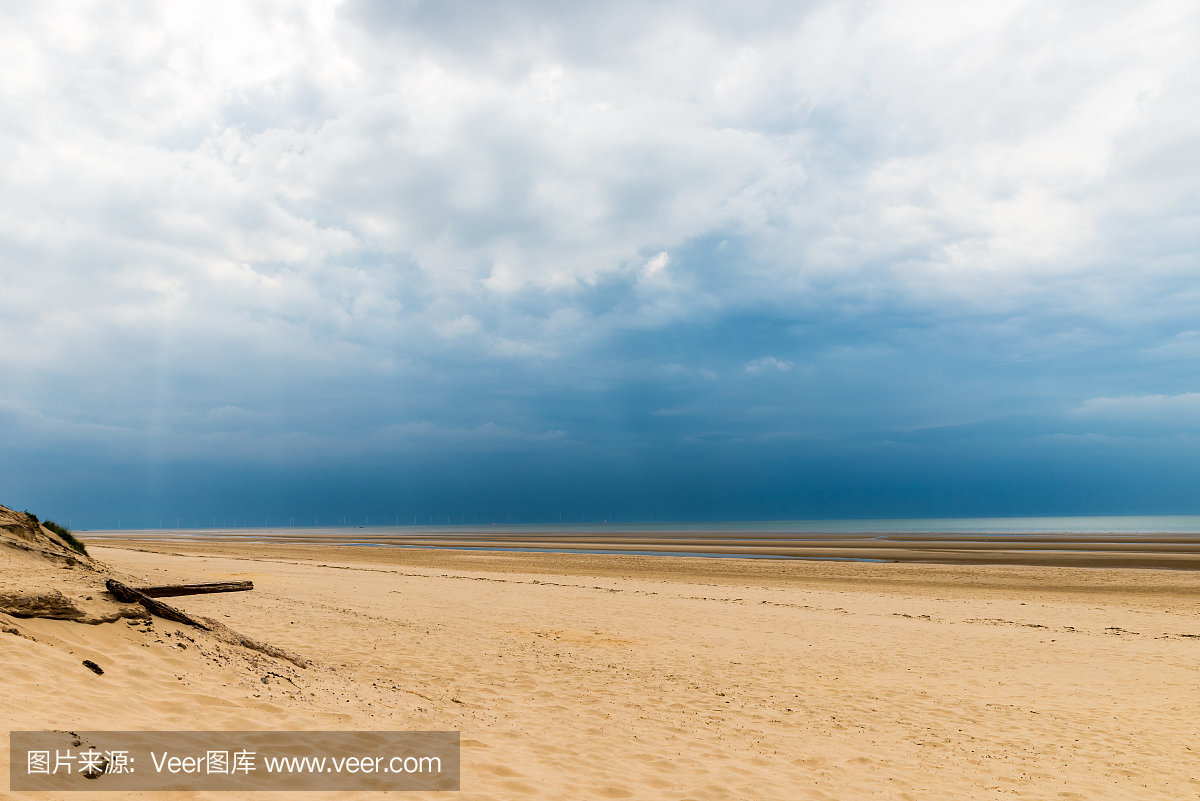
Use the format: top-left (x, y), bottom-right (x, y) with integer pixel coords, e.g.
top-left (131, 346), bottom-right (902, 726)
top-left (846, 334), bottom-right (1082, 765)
top-left (1, 0), bottom-right (1199, 525)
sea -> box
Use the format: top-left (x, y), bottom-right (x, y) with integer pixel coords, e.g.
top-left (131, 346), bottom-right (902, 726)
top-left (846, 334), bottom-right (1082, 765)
top-left (86, 515), bottom-right (1200, 536)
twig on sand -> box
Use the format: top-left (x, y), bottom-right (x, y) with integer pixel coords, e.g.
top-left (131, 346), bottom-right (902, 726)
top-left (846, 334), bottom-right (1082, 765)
top-left (199, 616), bottom-right (310, 669)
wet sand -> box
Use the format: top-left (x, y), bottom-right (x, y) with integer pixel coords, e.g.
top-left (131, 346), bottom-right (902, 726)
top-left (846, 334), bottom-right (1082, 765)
top-left (4, 538), bottom-right (1200, 799)
top-left (85, 527), bottom-right (1200, 569)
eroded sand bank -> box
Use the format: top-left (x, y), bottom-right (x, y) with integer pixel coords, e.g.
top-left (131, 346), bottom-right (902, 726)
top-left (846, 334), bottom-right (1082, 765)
top-left (3, 540), bottom-right (1199, 799)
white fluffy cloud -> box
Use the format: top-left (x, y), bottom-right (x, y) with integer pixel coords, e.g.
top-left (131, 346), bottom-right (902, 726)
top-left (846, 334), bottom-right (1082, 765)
top-left (744, 357), bottom-right (793, 375)
top-left (1072, 393), bottom-right (1200, 425)
top-left (1, 0), bottom-right (1198, 450)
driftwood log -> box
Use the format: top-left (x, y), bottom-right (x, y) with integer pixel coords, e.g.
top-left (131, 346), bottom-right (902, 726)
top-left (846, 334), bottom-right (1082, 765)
top-left (104, 579), bottom-right (211, 630)
top-left (136, 581), bottom-right (253, 598)
top-left (104, 578), bottom-right (309, 668)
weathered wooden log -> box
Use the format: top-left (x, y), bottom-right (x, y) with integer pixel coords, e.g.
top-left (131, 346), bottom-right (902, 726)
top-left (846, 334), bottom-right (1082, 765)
top-left (104, 579), bottom-right (211, 630)
top-left (136, 581), bottom-right (253, 598)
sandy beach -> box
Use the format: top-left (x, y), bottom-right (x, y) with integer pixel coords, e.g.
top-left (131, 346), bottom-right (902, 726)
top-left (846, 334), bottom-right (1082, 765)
top-left (83, 526), bottom-right (1200, 569)
top-left (4, 532), bottom-right (1200, 799)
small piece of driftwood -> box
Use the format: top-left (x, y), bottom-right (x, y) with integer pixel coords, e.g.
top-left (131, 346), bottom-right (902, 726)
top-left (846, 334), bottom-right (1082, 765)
top-left (135, 581), bottom-right (253, 598)
top-left (199, 616), bottom-right (310, 669)
top-left (104, 579), bottom-right (211, 630)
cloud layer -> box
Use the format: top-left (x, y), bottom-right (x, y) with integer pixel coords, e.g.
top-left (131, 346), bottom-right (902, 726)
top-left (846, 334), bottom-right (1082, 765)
top-left (2, 0), bottom-right (1200, 524)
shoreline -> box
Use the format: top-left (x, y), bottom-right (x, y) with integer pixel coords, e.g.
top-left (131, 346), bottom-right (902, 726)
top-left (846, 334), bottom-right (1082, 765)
top-left (85, 539), bottom-right (1200, 600)
top-left (83, 530), bottom-right (1200, 570)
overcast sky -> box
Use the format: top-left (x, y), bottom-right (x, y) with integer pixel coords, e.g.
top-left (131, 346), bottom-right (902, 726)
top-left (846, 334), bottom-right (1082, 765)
top-left (3, 0), bottom-right (1199, 527)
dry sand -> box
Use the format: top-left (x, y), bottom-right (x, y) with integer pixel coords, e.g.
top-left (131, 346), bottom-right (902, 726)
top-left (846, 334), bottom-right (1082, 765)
top-left (3, 536), bottom-right (1200, 799)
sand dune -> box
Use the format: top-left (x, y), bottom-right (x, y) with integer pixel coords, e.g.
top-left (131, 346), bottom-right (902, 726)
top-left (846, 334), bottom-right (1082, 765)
top-left (3, 533), bottom-right (1200, 799)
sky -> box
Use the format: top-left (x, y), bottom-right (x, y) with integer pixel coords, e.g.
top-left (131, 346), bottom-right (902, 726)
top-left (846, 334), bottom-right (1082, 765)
top-left (2, 0), bottom-right (1199, 528)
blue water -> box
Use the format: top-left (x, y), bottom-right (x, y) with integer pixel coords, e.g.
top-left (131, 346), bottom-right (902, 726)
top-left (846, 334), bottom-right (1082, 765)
top-left (366, 544), bottom-right (820, 559)
top-left (88, 515), bottom-right (1200, 536)
top-left (426, 516), bottom-right (1200, 534)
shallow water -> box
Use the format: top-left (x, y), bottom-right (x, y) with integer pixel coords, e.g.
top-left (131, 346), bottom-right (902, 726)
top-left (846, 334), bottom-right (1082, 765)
top-left (86, 514), bottom-right (1200, 537)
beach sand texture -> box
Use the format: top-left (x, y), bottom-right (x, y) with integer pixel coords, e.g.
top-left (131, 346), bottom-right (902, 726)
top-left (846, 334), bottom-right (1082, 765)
top-left (3, 536), bottom-right (1199, 799)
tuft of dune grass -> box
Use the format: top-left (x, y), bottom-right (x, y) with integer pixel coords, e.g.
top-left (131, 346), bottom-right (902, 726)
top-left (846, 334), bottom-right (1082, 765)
top-left (42, 519), bottom-right (88, 556)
